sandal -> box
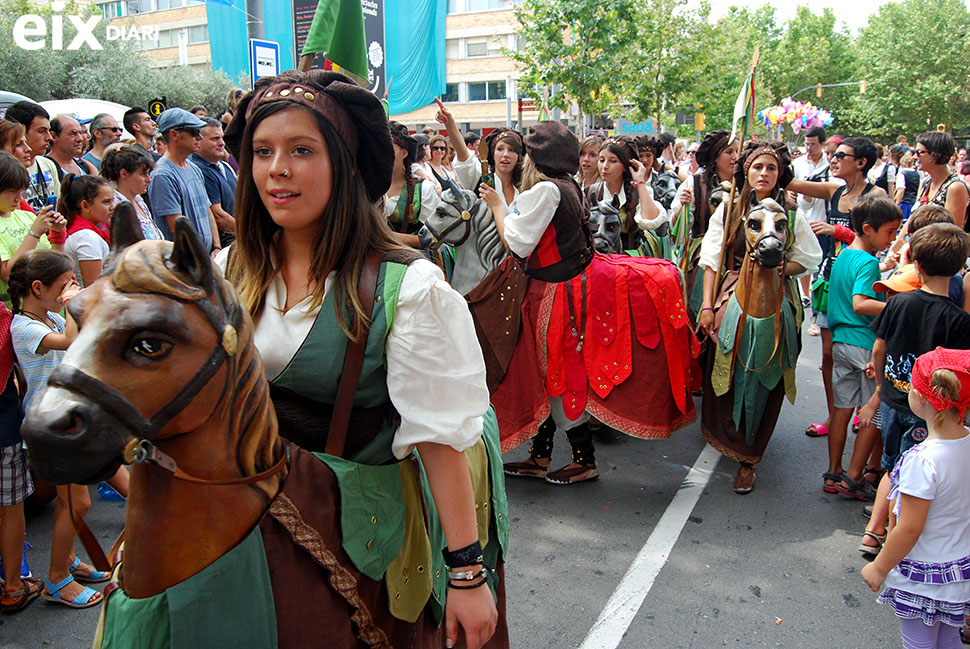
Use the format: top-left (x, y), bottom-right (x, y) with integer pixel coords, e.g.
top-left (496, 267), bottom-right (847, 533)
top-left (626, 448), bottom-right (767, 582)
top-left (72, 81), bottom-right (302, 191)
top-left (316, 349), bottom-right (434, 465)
top-left (859, 530), bottom-right (886, 555)
top-left (42, 575), bottom-right (102, 609)
top-left (69, 556), bottom-right (109, 584)
top-left (1, 577), bottom-right (41, 613)
top-left (822, 472), bottom-right (842, 494)
top-left (863, 467), bottom-right (885, 485)
top-left (805, 423), bottom-right (829, 437)
top-left (734, 464), bottom-right (756, 494)
top-left (836, 472), bottom-right (877, 502)
top-left (545, 462), bottom-right (599, 485)
top-left (503, 457), bottom-right (550, 479)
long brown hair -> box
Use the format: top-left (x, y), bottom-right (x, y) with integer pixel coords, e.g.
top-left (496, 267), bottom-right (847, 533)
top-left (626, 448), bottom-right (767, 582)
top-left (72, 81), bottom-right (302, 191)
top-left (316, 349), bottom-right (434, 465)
top-left (388, 121), bottom-right (417, 227)
top-left (226, 101), bottom-right (401, 341)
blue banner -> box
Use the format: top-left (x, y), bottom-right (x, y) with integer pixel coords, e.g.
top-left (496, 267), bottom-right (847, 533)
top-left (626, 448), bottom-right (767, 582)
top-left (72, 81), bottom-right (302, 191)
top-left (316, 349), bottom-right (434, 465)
top-left (385, 0), bottom-right (445, 115)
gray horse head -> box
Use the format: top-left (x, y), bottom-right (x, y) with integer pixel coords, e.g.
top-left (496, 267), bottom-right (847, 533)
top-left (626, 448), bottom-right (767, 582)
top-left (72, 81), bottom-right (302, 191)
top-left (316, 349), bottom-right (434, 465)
top-left (589, 199), bottom-right (622, 254)
top-left (421, 187), bottom-right (506, 295)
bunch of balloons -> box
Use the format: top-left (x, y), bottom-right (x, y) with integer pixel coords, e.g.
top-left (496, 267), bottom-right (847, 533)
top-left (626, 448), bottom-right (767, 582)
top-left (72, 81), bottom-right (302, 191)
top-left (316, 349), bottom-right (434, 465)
top-left (757, 97), bottom-right (834, 133)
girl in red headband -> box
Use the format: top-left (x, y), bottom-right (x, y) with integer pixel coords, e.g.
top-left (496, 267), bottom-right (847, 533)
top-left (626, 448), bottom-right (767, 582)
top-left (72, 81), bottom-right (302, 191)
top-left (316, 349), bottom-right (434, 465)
top-left (862, 347), bottom-right (970, 648)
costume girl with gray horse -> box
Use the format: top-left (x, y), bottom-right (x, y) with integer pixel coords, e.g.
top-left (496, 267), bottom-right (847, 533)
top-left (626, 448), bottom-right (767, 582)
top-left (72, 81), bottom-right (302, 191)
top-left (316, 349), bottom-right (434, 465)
top-left (697, 140), bottom-right (822, 494)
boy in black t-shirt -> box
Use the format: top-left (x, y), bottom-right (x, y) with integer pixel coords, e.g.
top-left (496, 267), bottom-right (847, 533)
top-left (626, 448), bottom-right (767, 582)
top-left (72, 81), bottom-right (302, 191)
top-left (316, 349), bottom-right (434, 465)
top-left (856, 223), bottom-right (970, 554)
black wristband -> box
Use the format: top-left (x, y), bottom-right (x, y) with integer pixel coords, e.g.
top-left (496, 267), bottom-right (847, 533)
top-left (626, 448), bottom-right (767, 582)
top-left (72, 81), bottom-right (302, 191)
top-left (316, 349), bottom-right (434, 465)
top-left (447, 573), bottom-right (489, 590)
top-left (442, 540), bottom-right (483, 568)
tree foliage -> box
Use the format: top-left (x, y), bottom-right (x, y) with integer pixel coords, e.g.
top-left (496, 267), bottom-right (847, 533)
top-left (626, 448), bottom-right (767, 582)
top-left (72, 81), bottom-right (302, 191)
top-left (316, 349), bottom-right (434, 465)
top-left (843, 0), bottom-right (970, 139)
top-left (509, 0), bottom-right (639, 127)
top-left (0, 0), bottom-right (242, 114)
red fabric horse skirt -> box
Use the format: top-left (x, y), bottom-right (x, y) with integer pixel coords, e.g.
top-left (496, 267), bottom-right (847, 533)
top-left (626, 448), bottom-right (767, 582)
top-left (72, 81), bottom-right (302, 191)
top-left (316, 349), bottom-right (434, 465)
top-left (493, 254), bottom-right (699, 452)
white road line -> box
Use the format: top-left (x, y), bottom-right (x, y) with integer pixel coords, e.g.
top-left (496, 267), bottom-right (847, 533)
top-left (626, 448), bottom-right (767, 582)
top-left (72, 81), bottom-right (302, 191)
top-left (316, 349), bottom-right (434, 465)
top-left (578, 444), bottom-right (722, 649)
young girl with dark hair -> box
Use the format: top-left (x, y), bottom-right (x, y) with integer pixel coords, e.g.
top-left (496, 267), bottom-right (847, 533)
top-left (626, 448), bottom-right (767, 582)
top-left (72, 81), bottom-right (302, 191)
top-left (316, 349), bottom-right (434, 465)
top-left (8, 249), bottom-right (110, 609)
top-left (57, 174), bottom-right (114, 288)
top-left (585, 136), bottom-right (665, 250)
top-left (384, 121), bottom-right (441, 248)
top-left (220, 70), bottom-right (506, 648)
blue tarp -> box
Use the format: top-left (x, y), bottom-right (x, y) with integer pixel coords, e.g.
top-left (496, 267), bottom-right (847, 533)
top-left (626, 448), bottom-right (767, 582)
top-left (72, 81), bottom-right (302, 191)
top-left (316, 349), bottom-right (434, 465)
top-left (385, 0), bottom-right (445, 115)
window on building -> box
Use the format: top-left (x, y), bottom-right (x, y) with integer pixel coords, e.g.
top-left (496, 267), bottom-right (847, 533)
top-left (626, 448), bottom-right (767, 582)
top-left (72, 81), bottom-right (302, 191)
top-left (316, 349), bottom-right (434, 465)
top-left (466, 37), bottom-right (488, 57)
top-left (447, 0), bottom-right (461, 13)
top-left (187, 24), bottom-right (208, 43)
top-left (442, 83), bottom-right (459, 103)
top-left (467, 0), bottom-right (508, 9)
top-left (126, 0), bottom-right (152, 14)
top-left (468, 82), bottom-right (487, 102)
top-left (101, 1), bottom-right (124, 18)
top-left (487, 81), bottom-right (506, 100)
top-left (445, 39), bottom-right (459, 60)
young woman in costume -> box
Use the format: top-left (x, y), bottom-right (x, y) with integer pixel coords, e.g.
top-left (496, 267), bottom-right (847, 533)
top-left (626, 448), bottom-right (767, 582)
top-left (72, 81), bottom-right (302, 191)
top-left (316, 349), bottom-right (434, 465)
top-left (384, 121), bottom-right (441, 248)
top-left (221, 70), bottom-right (506, 648)
top-left (585, 136), bottom-right (665, 251)
top-left (576, 134), bottom-right (604, 189)
top-left (436, 101), bottom-right (521, 213)
top-left (479, 123), bottom-right (696, 485)
top-left (667, 129), bottom-right (738, 318)
top-left (697, 140), bottom-right (822, 493)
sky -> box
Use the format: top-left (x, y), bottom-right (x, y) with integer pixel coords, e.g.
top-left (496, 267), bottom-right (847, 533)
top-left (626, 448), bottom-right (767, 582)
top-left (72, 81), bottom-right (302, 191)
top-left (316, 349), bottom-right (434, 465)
top-left (704, 0), bottom-right (894, 33)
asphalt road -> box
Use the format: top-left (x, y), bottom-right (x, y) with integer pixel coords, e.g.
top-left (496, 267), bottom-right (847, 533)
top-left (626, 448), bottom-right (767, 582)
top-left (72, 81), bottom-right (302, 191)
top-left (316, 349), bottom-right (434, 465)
top-left (1, 328), bottom-right (899, 648)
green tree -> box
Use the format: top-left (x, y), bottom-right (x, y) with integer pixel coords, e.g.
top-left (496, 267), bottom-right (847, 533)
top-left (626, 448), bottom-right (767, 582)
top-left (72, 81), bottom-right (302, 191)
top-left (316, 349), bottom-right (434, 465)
top-left (843, 0), bottom-right (970, 139)
top-left (620, 0), bottom-right (711, 129)
top-left (684, 6), bottom-right (781, 132)
top-left (0, 0), bottom-right (241, 114)
top-left (509, 0), bottom-right (638, 130)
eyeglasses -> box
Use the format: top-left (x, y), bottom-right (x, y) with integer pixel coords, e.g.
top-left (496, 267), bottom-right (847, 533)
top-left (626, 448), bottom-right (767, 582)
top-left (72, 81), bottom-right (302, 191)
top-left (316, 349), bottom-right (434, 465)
top-left (177, 128), bottom-right (201, 137)
top-left (101, 126), bottom-right (123, 133)
top-left (916, 148), bottom-right (932, 156)
top-left (431, 146), bottom-right (447, 151)
top-left (831, 151), bottom-right (857, 161)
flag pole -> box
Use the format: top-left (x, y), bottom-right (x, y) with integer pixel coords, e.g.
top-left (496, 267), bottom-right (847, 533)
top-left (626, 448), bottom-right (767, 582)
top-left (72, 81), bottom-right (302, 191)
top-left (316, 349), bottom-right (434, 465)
top-left (714, 46), bottom-right (760, 295)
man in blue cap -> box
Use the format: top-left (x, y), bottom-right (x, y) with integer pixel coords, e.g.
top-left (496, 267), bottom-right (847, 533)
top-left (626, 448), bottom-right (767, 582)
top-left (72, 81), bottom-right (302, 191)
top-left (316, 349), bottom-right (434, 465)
top-left (147, 107), bottom-right (219, 253)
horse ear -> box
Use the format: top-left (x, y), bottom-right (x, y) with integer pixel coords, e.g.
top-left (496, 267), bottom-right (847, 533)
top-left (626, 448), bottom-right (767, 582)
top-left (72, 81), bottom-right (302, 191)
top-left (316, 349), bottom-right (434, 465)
top-left (169, 217), bottom-right (214, 288)
top-left (748, 189), bottom-right (760, 210)
top-left (109, 201), bottom-right (144, 255)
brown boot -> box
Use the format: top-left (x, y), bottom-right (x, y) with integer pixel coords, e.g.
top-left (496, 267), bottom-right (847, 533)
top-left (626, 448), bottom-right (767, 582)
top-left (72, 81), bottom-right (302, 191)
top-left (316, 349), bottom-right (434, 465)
top-left (503, 418), bottom-right (555, 479)
top-left (545, 423), bottom-right (598, 485)
top-left (734, 463), bottom-right (755, 494)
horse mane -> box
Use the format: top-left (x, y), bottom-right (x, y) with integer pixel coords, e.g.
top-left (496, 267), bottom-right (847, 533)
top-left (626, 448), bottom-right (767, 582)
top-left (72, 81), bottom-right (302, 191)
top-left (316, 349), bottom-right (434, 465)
top-left (110, 241), bottom-right (283, 499)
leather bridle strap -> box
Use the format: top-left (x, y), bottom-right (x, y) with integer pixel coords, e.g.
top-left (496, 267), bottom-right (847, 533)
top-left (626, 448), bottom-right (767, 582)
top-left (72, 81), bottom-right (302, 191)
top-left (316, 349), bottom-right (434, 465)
top-left (325, 250), bottom-right (383, 458)
top-left (123, 438), bottom-right (289, 485)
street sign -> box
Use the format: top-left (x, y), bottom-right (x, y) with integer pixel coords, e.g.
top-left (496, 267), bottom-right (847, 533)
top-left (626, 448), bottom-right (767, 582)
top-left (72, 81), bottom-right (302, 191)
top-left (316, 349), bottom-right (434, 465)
top-left (250, 39), bottom-right (281, 88)
top-left (148, 98), bottom-right (166, 117)
top-left (518, 99), bottom-right (536, 112)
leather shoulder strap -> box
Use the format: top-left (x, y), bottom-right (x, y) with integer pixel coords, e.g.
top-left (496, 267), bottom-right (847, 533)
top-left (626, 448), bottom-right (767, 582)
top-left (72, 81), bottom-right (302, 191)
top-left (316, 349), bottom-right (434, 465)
top-left (325, 250), bottom-right (383, 458)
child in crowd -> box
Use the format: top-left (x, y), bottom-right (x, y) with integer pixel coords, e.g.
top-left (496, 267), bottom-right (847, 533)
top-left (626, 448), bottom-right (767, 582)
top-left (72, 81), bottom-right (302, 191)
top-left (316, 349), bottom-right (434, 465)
top-left (0, 298), bottom-right (41, 612)
top-left (9, 250), bottom-right (107, 609)
top-left (823, 194), bottom-right (902, 499)
top-left (858, 223), bottom-right (970, 554)
top-left (862, 347), bottom-right (970, 649)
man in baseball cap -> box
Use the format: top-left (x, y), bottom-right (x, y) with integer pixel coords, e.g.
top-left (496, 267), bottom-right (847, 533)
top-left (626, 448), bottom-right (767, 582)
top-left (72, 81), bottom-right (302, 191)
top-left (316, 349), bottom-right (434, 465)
top-left (147, 107), bottom-right (220, 252)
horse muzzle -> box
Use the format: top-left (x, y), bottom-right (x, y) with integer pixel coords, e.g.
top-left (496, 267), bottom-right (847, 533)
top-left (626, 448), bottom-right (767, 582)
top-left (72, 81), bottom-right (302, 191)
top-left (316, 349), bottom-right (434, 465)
top-left (21, 385), bottom-right (128, 485)
top-left (754, 235), bottom-right (786, 268)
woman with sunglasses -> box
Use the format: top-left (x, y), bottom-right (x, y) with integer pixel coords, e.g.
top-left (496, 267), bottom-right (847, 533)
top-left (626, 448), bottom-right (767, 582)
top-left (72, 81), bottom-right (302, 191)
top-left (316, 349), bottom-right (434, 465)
top-left (788, 137), bottom-right (887, 492)
top-left (913, 131), bottom-right (969, 230)
top-left (428, 134), bottom-right (461, 190)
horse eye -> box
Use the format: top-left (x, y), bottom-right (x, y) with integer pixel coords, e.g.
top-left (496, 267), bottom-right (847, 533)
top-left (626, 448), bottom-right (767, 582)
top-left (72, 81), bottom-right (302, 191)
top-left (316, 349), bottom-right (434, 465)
top-left (748, 219), bottom-right (761, 231)
top-left (776, 220), bottom-right (787, 232)
top-left (132, 338), bottom-right (173, 360)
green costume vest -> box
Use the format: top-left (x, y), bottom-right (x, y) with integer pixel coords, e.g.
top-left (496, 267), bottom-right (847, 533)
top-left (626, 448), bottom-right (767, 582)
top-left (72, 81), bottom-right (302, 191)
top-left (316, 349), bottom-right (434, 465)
top-left (273, 257), bottom-right (508, 624)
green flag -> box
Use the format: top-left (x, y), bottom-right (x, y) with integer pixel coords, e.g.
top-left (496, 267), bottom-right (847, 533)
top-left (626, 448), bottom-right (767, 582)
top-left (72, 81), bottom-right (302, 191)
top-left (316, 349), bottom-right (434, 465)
top-left (302, 0), bottom-right (369, 83)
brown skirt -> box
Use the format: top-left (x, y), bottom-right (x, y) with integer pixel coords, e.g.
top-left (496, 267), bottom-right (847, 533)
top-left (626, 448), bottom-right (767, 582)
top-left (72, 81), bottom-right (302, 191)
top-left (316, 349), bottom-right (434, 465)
top-left (260, 445), bottom-right (509, 649)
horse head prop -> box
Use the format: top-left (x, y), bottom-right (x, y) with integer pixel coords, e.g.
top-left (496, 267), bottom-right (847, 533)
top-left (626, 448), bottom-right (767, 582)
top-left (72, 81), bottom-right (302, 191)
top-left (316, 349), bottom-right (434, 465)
top-left (420, 186), bottom-right (506, 295)
top-left (21, 204), bottom-right (285, 597)
top-left (744, 192), bottom-right (790, 269)
top-left (589, 199), bottom-right (622, 254)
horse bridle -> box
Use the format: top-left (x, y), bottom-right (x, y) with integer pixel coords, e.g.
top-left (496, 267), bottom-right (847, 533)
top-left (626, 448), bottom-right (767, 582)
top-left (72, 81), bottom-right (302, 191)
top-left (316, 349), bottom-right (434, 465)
top-left (47, 286), bottom-right (286, 487)
top-left (423, 205), bottom-right (474, 249)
